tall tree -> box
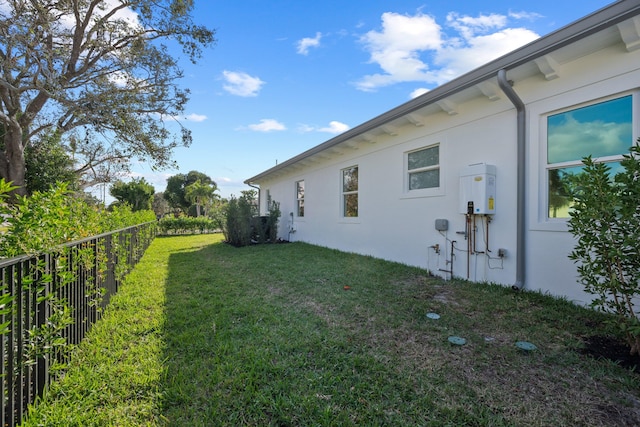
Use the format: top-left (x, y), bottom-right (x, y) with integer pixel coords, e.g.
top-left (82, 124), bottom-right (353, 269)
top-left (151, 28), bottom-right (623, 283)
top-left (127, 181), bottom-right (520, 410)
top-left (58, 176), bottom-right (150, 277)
top-left (0, 1), bottom-right (215, 196)
top-left (185, 178), bottom-right (217, 217)
top-left (152, 192), bottom-right (170, 218)
top-left (109, 177), bottom-right (154, 211)
top-left (163, 170), bottom-right (215, 214)
top-left (24, 130), bottom-right (77, 195)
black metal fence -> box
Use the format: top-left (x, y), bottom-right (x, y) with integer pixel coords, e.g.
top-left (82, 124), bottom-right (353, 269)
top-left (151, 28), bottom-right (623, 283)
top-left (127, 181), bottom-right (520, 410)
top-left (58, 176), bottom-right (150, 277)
top-left (0, 221), bottom-right (157, 427)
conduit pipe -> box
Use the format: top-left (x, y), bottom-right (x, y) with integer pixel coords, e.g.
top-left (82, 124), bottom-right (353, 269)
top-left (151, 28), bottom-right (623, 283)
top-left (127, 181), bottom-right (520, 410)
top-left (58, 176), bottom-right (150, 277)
top-left (497, 69), bottom-right (526, 290)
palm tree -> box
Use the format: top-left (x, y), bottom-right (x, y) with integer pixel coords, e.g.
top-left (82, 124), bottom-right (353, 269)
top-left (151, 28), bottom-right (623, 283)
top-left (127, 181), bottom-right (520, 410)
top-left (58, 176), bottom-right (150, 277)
top-left (185, 179), bottom-right (217, 217)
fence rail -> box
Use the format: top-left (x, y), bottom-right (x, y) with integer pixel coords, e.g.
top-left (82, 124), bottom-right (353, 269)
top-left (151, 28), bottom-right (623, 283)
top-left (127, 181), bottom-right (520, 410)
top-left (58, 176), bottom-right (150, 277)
top-left (0, 221), bottom-right (157, 427)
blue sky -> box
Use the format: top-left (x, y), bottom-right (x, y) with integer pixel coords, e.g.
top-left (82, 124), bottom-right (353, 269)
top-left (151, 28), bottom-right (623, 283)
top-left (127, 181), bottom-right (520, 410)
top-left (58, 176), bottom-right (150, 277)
top-left (126, 0), bottom-right (615, 200)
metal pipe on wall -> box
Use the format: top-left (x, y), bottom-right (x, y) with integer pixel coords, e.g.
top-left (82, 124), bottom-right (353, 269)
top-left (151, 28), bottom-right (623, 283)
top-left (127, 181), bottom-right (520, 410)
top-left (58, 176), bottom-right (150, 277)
top-left (497, 69), bottom-right (526, 289)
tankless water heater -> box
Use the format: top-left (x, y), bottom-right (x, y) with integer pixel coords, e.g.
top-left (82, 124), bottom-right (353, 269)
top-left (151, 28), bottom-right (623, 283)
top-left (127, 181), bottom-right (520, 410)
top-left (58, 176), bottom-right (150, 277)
top-left (459, 163), bottom-right (496, 214)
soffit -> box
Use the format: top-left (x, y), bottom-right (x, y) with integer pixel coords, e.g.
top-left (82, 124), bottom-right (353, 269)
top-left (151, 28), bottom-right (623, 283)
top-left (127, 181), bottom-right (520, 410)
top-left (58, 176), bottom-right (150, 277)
top-left (245, 3), bottom-right (640, 185)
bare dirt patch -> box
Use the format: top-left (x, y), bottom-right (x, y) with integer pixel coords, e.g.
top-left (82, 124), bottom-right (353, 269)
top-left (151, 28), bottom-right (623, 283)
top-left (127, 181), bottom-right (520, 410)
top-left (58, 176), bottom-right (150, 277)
top-left (580, 335), bottom-right (640, 372)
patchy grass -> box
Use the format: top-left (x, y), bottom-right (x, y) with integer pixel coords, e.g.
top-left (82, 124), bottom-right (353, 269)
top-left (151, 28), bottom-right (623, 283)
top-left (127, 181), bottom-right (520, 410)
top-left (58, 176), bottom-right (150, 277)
top-left (22, 234), bottom-right (640, 426)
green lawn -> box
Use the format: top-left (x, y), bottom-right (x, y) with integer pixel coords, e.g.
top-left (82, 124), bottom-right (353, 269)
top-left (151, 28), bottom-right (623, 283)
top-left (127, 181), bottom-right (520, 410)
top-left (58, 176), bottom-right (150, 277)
top-left (22, 234), bottom-right (640, 426)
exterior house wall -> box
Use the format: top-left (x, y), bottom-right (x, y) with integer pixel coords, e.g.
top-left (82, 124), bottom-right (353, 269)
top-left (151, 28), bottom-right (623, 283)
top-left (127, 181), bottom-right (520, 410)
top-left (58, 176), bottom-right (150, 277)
top-left (251, 9), bottom-right (640, 306)
top-left (263, 101), bottom-right (520, 287)
top-left (520, 44), bottom-right (640, 304)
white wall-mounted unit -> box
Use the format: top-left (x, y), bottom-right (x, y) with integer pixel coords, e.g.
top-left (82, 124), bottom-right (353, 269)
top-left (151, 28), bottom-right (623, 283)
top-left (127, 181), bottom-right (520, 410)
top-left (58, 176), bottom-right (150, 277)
top-left (459, 163), bottom-right (496, 214)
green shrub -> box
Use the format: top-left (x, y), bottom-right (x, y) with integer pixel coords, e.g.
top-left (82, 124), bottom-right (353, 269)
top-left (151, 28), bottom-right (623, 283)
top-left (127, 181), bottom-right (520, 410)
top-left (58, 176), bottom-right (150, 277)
top-left (223, 195), bottom-right (253, 247)
top-left (0, 181), bottom-right (157, 376)
top-left (0, 183), bottom-right (156, 258)
top-left (267, 201), bottom-right (281, 242)
top-left (158, 216), bottom-right (218, 234)
top-left (222, 195), bottom-right (280, 247)
top-left (568, 143), bottom-right (640, 355)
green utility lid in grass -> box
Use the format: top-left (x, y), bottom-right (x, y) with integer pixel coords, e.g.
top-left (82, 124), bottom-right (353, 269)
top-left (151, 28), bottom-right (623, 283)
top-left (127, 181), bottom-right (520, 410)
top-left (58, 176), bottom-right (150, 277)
top-left (448, 336), bottom-right (466, 346)
top-left (515, 341), bottom-right (537, 351)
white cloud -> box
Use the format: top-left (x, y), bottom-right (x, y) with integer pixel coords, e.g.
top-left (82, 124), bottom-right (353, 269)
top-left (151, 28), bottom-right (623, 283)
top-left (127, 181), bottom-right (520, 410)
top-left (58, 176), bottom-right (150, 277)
top-left (56, 0), bottom-right (141, 32)
top-left (222, 70), bottom-right (265, 97)
top-left (355, 9), bottom-right (540, 92)
top-left (156, 112), bottom-right (207, 122)
top-left (298, 121), bottom-right (350, 134)
top-left (297, 32), bottom-right (322, 55)
top-left (248, 119), bottom-right (286, 132)
top-left (318, 121), bottom-right (350, 134)
top-left (297, 124), bottom-right (315, 133)
top-left (357, 12), bottom-right (442, 91)
top-left (410, 88), bottom-right (430, 98)
top-left (104, 0), bottom-right (141, 28)
top-left (108, 70), bottom-right (130, 87)
top-left (446, 12), bottom-right (506, 39)
top-left (548, 114), bottom-right (632, 162)
top-left (121, 171), bottom-right (172, 191)
top-left (508, 11), bottom-right (544, 21)
top-left (184, 113), bottom-right (207, 122)
top-left (435, 27), bottom-right (539, 78)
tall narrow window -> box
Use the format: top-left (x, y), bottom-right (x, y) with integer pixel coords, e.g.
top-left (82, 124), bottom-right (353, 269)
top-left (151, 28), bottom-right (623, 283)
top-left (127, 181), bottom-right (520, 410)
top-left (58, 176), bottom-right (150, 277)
top-left (407, 145), bottom-right (439, 190)
top-left (546, 95), bottom-right (633, 218)
top-left (295, 180), bottom-right (305, 217)
top-left (342, 166), bottom-right (358, 217)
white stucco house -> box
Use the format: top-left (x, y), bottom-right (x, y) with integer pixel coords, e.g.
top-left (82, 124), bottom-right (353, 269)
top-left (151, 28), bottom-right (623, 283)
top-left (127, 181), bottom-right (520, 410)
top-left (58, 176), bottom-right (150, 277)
top-left (245, 1), bottom-right (640, 305)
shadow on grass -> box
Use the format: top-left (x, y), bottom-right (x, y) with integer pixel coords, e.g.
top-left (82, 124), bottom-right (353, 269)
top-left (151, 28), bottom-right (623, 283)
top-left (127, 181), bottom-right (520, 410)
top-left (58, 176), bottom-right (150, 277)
top-left (157, 237), bottom-right (640, 427)
top-left (156, 239), bottom-right (448, 425)
top-left (159, 240), bottom-right (314, 425)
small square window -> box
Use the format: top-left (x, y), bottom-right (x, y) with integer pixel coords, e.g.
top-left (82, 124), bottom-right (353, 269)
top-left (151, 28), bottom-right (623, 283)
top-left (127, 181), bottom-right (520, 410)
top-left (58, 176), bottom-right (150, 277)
top-left (407, 145), bottom-right (439, 190)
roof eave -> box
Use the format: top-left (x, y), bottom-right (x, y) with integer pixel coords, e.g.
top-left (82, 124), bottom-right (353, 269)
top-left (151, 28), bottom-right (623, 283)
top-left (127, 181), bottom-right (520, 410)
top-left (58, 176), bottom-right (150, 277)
top-left (245, 0), bottom-right (640, 185)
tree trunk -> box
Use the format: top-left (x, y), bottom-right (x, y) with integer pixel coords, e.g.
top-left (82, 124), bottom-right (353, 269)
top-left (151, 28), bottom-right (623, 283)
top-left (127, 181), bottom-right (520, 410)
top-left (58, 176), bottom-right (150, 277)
top-left (1, 124), bottom-right (27, 197)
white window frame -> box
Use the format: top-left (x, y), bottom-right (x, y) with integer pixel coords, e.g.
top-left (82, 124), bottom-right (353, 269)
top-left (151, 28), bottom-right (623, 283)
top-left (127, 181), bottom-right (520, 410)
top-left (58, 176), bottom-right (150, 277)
top-left (534, 89), bottom-right (639, 231)
top-left (402, 143), bottom-right (444, 198)
top-left (341, 166), bottom-right (358, 218)
top-left (544, 93), bottom-right (636, 222)
top-left (295, 180), bottom-right (305, 217)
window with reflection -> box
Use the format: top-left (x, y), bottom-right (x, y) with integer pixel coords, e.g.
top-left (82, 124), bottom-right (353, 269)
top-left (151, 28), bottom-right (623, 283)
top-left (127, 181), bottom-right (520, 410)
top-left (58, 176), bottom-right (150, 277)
top-left (407, 145), bottom-right (440, 190)
top-left (546, 95), bottom-right (633, 218)
top-left (295, 180), bottom-right (304, 217)
top-left (341, 166), bottom-right (358, 217)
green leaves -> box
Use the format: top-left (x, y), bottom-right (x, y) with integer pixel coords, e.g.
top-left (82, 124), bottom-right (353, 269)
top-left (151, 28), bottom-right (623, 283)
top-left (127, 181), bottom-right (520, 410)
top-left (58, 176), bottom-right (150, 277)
top-left (568, 143), bottom-right (640, 355)
top-left (159, 216), bottom-right (218, 234)
top-left (222, 193), bottom-right (281, 246)
top-left (109, 178), bottom-right (155, 212)
top-left (0, 1), bottom-right (215, 192)
top-left (163, 171), bottom-right (217, 214)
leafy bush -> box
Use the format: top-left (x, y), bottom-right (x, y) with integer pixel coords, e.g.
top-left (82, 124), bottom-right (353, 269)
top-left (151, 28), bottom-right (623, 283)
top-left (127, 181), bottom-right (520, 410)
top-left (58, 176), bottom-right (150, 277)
top-left (223, 195), bottom-right (253, 247)
top-left (159, 216), bottom-right (219, 234)
top-left (0, 181), bottom-right (157, 386)
top-left (223, 195), bottom-right (280, 247)
top-left (568, 143), bottom-right (640, 356)
top-left (0, 182), bottom-right (155, 258)
top-left (261, 201), bottom-right (281, 243)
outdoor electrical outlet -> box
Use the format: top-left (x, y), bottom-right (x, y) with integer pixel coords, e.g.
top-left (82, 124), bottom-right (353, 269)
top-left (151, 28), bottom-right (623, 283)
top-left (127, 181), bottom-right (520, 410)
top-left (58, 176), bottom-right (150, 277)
top-left (498, 248), bottom-right (506, 258)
